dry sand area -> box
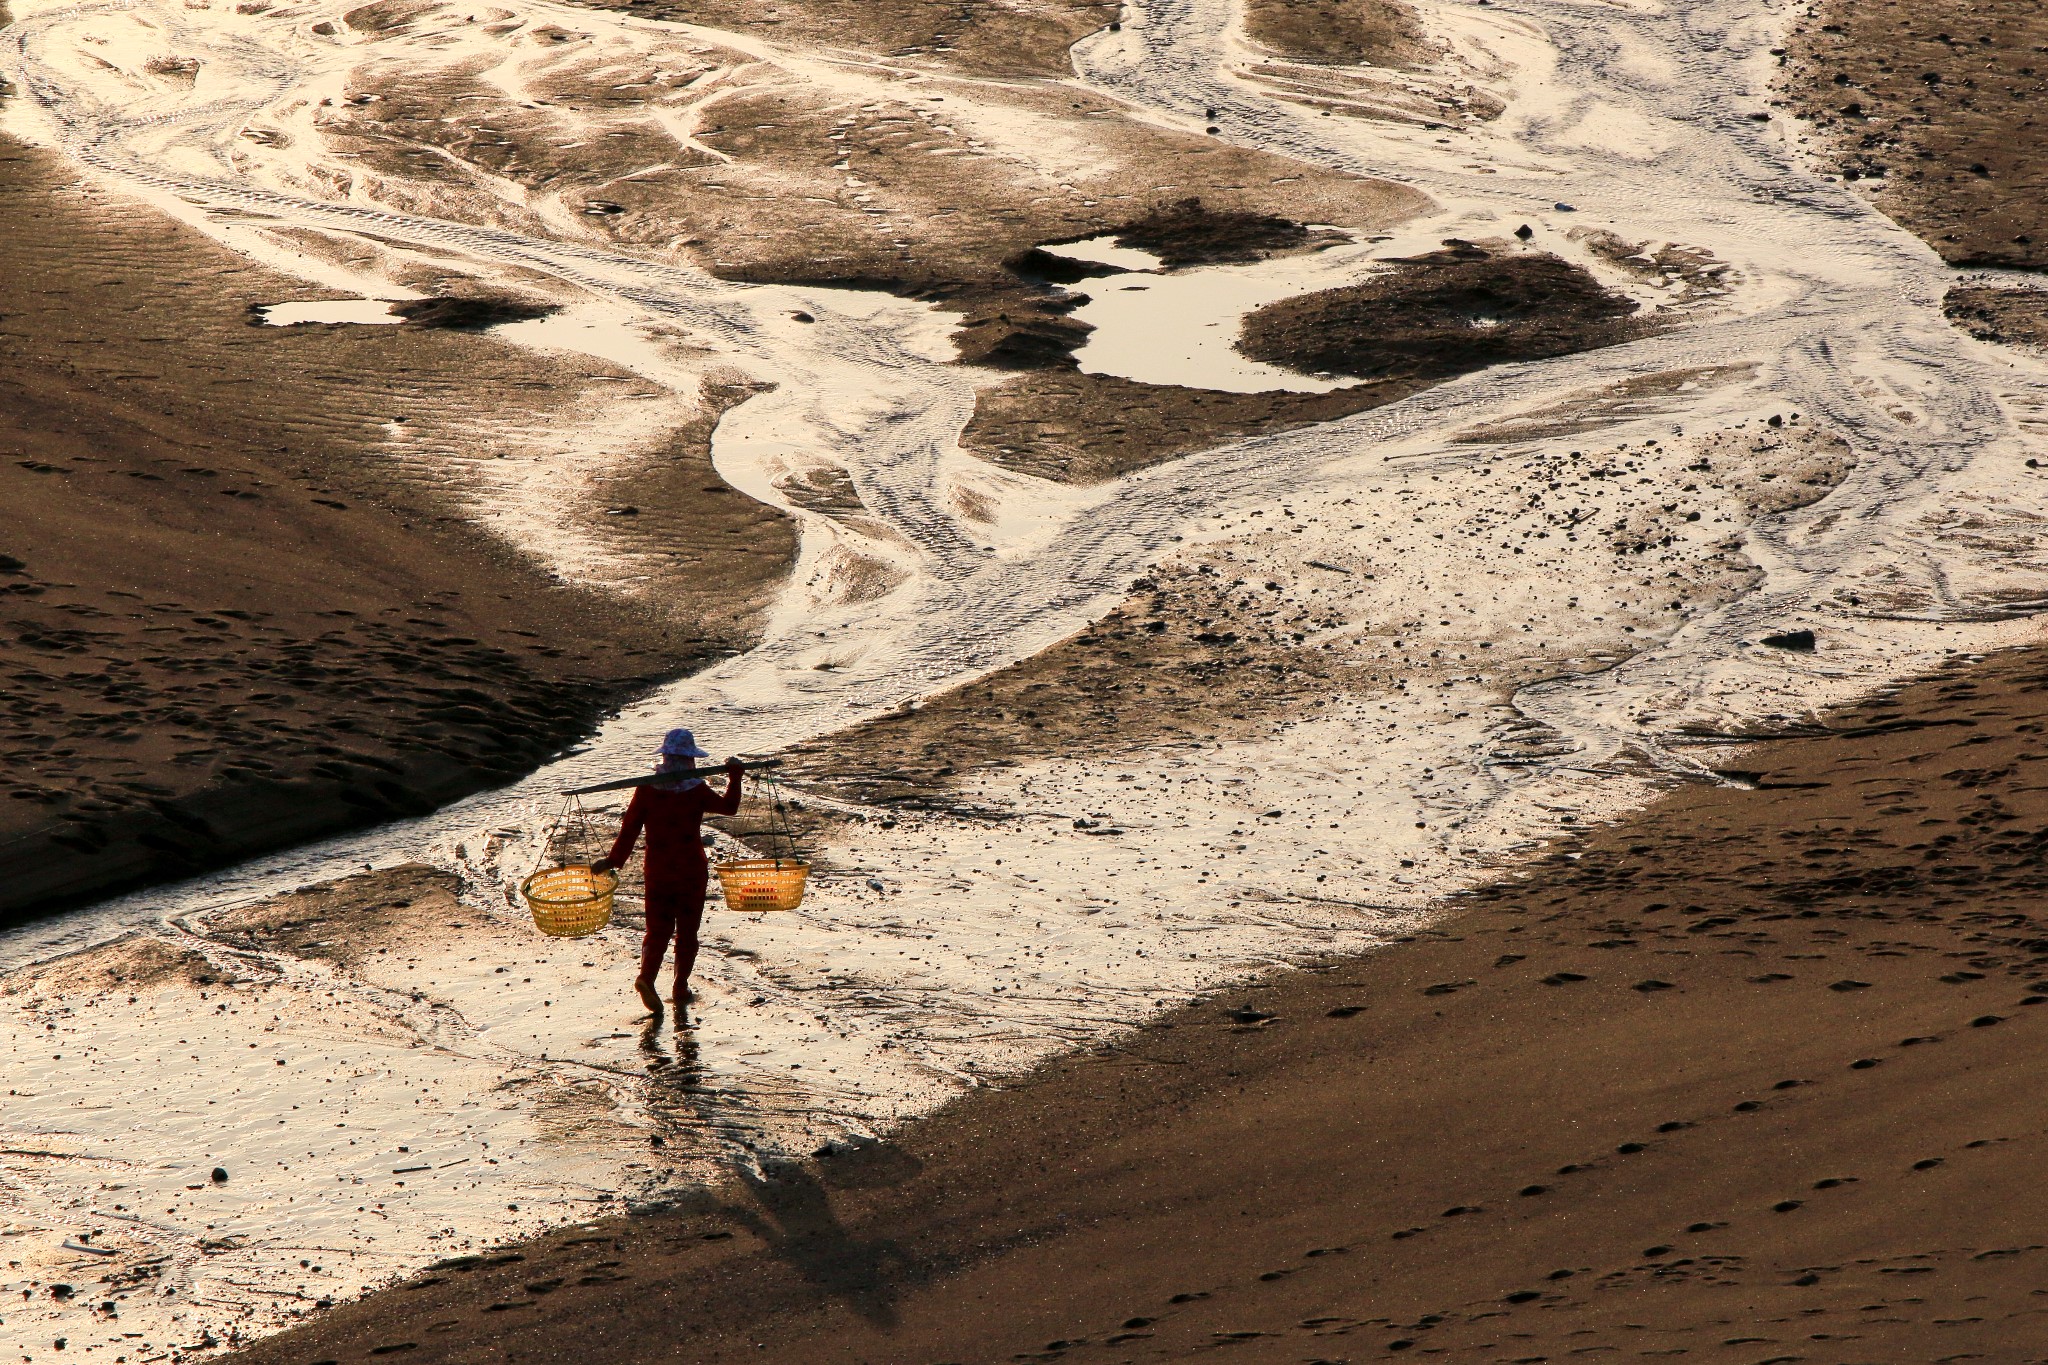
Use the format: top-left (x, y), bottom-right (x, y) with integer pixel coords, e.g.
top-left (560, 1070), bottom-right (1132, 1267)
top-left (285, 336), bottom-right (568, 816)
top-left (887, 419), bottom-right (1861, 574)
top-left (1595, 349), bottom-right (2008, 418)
top-left (233, 645), bottom-right (2048, 1365)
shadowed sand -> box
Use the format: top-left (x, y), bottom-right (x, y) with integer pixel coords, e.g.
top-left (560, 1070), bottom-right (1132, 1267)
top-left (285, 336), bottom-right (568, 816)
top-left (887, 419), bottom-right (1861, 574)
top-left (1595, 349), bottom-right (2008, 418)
top-left (0, 133), bottom-right (795, 924)
top-left (227, 642), bottom-right (2048, 1362)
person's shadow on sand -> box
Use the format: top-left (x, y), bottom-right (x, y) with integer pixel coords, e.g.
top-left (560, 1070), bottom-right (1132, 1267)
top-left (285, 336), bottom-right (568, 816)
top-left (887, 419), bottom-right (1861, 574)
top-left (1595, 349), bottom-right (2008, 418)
top-left (635, 1023), bottom-right (911, 1326)
top-left (720, 1157), bottom-right (910, 1328)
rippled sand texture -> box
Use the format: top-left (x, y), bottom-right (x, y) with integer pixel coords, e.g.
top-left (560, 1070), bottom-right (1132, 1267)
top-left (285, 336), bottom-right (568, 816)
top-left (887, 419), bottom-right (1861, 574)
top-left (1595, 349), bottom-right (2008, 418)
top-left (5, 0), bottom-right (2048, 1356)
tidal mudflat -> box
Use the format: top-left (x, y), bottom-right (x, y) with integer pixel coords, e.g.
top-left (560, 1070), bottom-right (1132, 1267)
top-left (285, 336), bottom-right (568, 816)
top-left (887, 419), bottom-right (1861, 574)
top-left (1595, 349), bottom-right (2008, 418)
top-left (2, 0), bottom-right (2046, 1357)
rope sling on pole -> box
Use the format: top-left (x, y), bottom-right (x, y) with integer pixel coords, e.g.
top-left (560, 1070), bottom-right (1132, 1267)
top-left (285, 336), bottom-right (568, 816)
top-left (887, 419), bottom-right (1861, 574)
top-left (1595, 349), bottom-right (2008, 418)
top-left (714, 769), bottom-right (810, 913)
top-left (520, 793), bottom-right (619, 938)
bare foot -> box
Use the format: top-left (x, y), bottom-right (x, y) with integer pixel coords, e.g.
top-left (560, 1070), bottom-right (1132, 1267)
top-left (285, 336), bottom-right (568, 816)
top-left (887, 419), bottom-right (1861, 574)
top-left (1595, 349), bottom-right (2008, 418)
top-left (634, 977), bottom-right (662, 1015)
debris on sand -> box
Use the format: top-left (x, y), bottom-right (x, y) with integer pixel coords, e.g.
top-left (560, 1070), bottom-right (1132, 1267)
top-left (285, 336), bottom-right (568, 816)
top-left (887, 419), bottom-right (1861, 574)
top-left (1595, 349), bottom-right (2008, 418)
top-left (390, 296), bottom-right (560, 331)
top-left (1237, 243), bottom-right (1647, 381)
top-left (1943, 287), bottom-right (2048, 352)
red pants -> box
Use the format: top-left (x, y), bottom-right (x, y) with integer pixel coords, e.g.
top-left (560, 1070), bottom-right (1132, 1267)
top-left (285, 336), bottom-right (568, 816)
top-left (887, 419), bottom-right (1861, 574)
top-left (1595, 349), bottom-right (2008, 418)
top-left (641, 869), bottom-right (709, 990)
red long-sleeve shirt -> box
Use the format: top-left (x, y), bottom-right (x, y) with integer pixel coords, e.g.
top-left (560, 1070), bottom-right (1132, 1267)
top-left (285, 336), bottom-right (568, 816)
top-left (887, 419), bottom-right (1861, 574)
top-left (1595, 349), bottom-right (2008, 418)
top-left (606, 772), bottom-right (742, 891)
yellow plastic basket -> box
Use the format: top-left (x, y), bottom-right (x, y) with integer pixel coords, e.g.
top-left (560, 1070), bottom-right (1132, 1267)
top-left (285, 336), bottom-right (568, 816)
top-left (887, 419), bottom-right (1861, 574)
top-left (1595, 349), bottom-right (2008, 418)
top-left (715, 858), bottom-right (809, 912)
top-left (521, 864), bottom-right (618, 938)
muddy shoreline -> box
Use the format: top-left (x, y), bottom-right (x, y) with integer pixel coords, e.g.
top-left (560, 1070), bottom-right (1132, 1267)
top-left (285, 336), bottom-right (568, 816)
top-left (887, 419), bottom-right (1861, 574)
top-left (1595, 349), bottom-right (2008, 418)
top-left (965, 236), bottom-right (1662, 484)
top-left (227, 640), bottom-right (2048, 1364)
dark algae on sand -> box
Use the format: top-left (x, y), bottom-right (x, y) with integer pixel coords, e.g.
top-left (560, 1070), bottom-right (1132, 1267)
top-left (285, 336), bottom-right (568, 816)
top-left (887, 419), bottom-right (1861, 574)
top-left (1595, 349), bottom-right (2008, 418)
top-left (1239, 242), bottom-right (1649, 382)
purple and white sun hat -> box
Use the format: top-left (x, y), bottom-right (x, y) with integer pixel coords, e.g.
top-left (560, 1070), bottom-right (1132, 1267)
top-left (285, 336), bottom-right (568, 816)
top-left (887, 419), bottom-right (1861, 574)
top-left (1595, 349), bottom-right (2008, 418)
top-left (658, 728), bottom-right (711, 761)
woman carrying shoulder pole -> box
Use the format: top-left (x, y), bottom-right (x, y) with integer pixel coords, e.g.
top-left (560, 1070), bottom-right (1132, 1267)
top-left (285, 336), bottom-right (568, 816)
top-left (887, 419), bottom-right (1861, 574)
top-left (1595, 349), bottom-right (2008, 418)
top-left (591, 728), bottom-right (742, 1015)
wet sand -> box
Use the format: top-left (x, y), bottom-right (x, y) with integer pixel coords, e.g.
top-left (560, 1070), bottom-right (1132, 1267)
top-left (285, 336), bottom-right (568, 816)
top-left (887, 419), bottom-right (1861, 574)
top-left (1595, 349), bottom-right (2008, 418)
top-left (229, 639), bottom-right (2048, 1364)
top-left (960, 369), bottom-right (1400, 484)
top-left (566, 0), bottom-right (1119, 78)
top-left (1241, 0), bottom-right (1435, 70)
top-left (309, 9), bottom-right (1425, 310)
top-left (201, 0), bottom-right (2048, 1351)
top-left (0, 134), bottom-right (794, 924)
top-left (1946, 286), bottom-right (2048, 353)
top-left (7, 0), bottom-right (2047, 1353)
top-left (788, 402), bottom-right (1846, 833)
top-left (1237, 243), bottom-right (1649, 381)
